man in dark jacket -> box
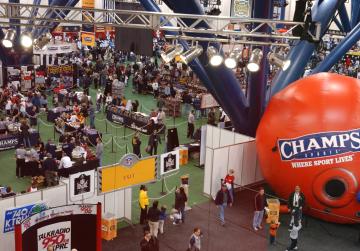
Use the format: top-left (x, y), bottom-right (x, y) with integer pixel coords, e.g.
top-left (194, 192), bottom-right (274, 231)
top-left (215, 184), bottom-right (233, 226)
top-left (140, 230), bottom-right (159, 251)
top-left (287, 185), bottom-right (305, 223)
top-left (148, 130), bottom-right (161, 155)
top-left (253, 187), bottom-right (267, 231)
top-left (147, 200), bottom-right (161, 237)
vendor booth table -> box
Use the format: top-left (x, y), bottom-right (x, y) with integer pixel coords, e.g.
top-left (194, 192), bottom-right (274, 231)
top-left (106, 106), bottom-right (165, 135)
top-left (0, 130), bottom-right (39, 151)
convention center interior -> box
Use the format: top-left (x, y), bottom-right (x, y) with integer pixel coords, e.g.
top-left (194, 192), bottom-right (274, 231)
top-left (1, 0), bottom-right (360, 250)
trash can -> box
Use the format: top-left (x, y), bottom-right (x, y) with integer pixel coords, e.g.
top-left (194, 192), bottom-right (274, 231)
top-left (101, 212), bottom-right (117, 240)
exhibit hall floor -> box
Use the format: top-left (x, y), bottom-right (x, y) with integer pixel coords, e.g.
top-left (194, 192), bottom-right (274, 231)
top-left (0, 81), bottom-right (210, 225)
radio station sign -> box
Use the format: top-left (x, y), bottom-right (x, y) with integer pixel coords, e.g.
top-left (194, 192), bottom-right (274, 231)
top-left (37, 221), bottom-right (71, 251)
top-left (99, 154), bottom-right (156, 193)
top-left (3, 202), bottom-right (47, 233)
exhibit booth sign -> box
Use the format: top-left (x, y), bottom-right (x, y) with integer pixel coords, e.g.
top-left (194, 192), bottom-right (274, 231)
top-left (98, 154), bottom-right (157, 194)
top-left (15, 204), bottom-right (101, 251)
top-left (159, 150), bottom-right (180, 176)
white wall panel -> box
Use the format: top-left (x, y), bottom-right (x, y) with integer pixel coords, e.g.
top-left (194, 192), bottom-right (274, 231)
top-left (0, 197), bottom-right (15, 251)
top-left (124, 188), bottom-right (132, 220)
top-left (241, 141), bottom-right (257, 186)
top-left (219, 128), bottom-right (235, 147)
top-left (228, 144), bottom-right (244, 186)
top-left (234, 133), bottom-right (253, 144)
top-left (211, 127), bottom-right (221, 149)
top-left (211, 148), bottom-right (229, 198)
top-left (15, 191), bottom-right (42, 206)
top-left (206, 125), bottom-right (213, 148)
top-left (42, 185), bottom-right (67, 207)
top-left (203, 148), bottom-right (213, 196)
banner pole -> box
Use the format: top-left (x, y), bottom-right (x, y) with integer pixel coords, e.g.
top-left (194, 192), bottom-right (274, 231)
top-left (160, 177), bottom-right (167, 195)
top-left (111, 136), bottom-right (115, 153)
top-left (15, 224), bottom-right (22, 251)
top-left (105, 120), bottom-right (108, 134)
top-left (96, 202), bottom-right (102, 251)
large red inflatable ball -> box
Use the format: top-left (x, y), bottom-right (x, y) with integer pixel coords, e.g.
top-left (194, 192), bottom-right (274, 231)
top-left (256, 73), bottom-right (360, 224)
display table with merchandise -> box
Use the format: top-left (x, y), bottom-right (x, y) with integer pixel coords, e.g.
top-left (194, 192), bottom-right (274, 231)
top-left (106, 106), bottom-right (165, 135)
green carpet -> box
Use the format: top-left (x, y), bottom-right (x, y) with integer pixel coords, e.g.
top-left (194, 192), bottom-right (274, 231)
top-left (0, 79), bottom-right (210, 223)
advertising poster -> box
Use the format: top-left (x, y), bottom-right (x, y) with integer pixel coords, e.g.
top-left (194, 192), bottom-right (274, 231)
top-left (81, 32), bottom-right (95, 47)
top-left (69, 170), bottom-right (95, 202)
top-left (99, 154), bottom-right (156, 193)
top-left (3, 202), bottom-right (47, 233)
top-left (37, 221), bottom-right (71, 251)
top-left (160, 150), bottom-right (180, 175)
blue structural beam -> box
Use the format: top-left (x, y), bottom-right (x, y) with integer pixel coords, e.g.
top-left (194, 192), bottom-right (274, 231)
top-left (338, 2), bottom-right (351, 32)
top-left (334, 17), bottom-right (345, 32)
top-left (140, 0), bottom-right (251, 134)
top-left (312, 21), bottom-right (360, 73)
top-left (271, 0), bottom-right (340, 97)
top-left (247, 0), bottom-right (273, 136)
top-left (351, 0), bottom-right (360, 28)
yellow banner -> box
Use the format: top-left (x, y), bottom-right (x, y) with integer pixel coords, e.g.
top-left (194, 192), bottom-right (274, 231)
top-left (347, 51), bottom-right (360, 56)
top-left (82, 0), bottom-right (94, 8)
top-left (101, 157), bottom-right (156, 193)
top-left (81, 32), bottom-right (95, 47)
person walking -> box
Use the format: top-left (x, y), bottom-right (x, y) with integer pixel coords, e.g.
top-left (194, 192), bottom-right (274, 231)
top-left (132, 131), bottom-right (142, 158)
top-left (187, 110), bottom-right (195, 139)
top-left (147, 200), bottom-right (161, 237)
top-left (139, 185), bottom-right (149, 225)
top-left (188, 227), bottom-right (202, 251)
top-left (148, 129), bottom-right (161, 155)
top-left (253, 187), bottom-right (267, 231)
top-left (96, 137), bottom-right (104, 167)
top-left (224, 169), bottom-right (235, 203)
top-left (140, 229), bottom-right (159, 251)
top-left (158, 205), bottom-right (167, 234)
top-left (215, 184), bottom-right (233, 226)
top-left (175, 187), bottom-right (188, 224)
top-left (286, 220), bottom-right (302, 251)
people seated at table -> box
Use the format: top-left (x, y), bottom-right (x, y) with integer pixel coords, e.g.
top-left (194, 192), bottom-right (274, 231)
top-left (58, 151), bottom-right (73, 169)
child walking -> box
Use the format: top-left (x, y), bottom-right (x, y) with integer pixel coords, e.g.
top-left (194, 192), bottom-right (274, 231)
top-left (158, 205), bottom-right (167, 234)
top-left (286, 220), bottom-right (302, 251)
top-left (269, 220), bottom-right (280, 245)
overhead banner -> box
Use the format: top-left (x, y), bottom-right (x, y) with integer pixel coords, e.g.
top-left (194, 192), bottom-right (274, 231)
top-left (3, 202), bottom-right (47, 233)
top-left (99, 154), bottom-right (156, 193)
top-left (69, 170), bottom-right (95, 202)
top-left (37, 221), bottom-right (71, 251)
top-left (201, 94), bottom-right (219, 109)
top-left (160, 150), bottom-right (180, 175)
top-left (81, 32), bottom-right (95, 47)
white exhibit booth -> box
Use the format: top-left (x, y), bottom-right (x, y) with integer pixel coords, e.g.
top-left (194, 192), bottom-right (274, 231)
top-left (0, 175), bottom-right (132, 251)
top-left (202, 125), bottom-right (264, 199)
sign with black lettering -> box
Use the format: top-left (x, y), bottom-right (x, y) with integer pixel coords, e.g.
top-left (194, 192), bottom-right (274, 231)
top-left (37, 221), bottom-right (71, 251)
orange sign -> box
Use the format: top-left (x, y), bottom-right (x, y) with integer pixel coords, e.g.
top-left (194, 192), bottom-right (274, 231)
top-left (82, 0), bottom-right (94, 8)
top-left (81, 32), bottom-right (95, 47)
